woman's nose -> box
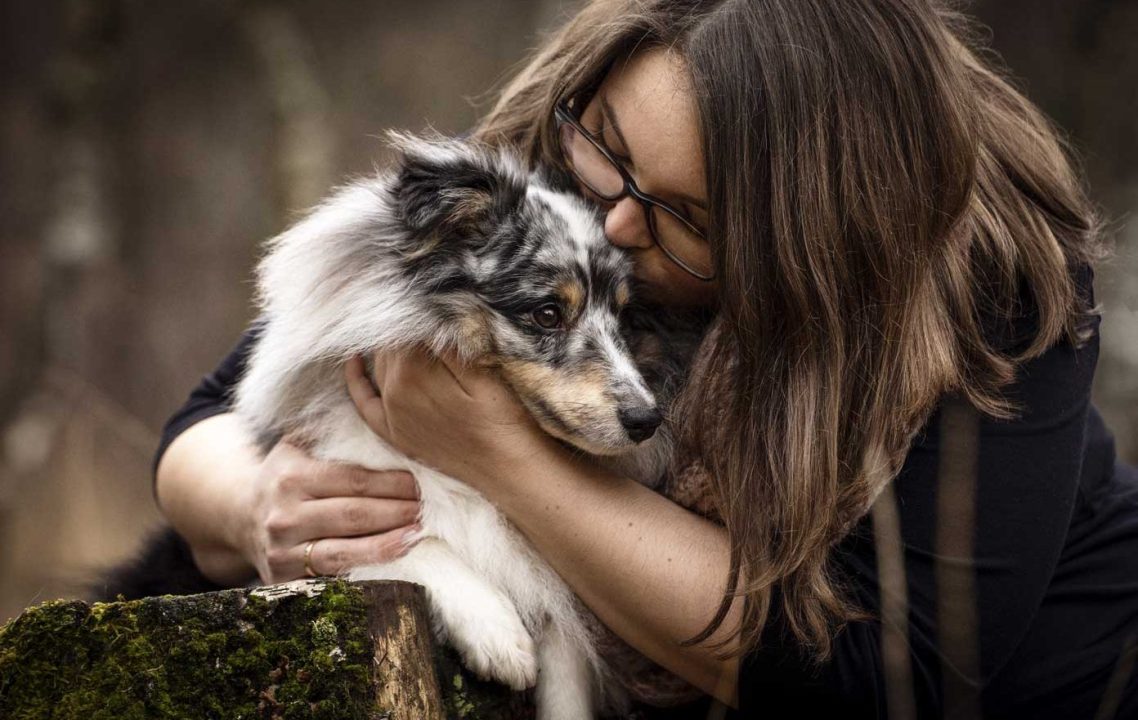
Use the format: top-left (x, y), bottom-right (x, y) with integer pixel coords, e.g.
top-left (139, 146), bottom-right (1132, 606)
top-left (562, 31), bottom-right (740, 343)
top-left (603, 196), bottom-right (654, 250)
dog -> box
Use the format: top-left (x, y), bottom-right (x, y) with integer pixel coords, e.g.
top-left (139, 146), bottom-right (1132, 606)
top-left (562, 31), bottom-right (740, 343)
top-left (108, 133), bottom-right (708, 718)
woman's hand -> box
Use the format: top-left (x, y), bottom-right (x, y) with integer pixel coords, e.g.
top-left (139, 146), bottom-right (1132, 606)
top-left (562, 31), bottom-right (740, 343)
top-left (344, 350), bottom-right (558, 495)
top-left (239, 437), bottom-right (422, 584)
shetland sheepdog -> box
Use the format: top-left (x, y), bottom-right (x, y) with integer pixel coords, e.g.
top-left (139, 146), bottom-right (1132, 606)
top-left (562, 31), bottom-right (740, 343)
top-left (112, 134), bottom-right (706, 719)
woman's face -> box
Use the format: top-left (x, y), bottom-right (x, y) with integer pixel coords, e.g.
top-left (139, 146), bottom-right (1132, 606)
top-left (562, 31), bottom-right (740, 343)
top-left (575, 48), bottom-right (717, 308)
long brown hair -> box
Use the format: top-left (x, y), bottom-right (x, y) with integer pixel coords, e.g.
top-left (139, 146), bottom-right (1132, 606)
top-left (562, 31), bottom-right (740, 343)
top-left (472, 0), bottom-right (1102, 659)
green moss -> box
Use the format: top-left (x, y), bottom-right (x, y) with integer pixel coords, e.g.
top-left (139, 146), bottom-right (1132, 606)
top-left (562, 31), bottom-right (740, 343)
top-left (0, 581), bottom-right (376, 720)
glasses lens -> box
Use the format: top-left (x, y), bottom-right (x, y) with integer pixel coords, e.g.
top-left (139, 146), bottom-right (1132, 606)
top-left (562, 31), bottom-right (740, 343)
top-left (649, 205), bottom-right (714, 280)
top-left (559, 123), bottom-right (625, 200)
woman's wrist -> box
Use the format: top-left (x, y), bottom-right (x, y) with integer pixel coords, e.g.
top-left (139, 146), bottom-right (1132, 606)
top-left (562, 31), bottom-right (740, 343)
top-left (465, 426), bottom-right (574, 512)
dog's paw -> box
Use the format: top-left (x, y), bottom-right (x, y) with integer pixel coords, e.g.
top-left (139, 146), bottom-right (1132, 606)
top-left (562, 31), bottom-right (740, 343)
top-left (449, 607), bottom-right (538, 691)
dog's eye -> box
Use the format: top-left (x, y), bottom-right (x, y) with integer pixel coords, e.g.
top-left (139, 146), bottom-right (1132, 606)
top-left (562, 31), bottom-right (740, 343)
top-left (532, 304), bottom-right (563, 330)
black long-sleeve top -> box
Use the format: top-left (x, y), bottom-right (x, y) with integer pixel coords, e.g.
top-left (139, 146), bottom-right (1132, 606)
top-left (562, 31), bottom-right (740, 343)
top-left (153, 271), bottom-right (1138, 719)
top-left (736, 270), bottom-right (1138, 718)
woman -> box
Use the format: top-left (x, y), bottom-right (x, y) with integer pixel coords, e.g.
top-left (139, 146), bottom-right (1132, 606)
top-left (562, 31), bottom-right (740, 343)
top-left (155, 0), bottom-right (1138, 716)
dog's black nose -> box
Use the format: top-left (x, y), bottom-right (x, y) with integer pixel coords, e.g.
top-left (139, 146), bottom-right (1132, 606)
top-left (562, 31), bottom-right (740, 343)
top-left (619, 406), bottom-right (663, 443)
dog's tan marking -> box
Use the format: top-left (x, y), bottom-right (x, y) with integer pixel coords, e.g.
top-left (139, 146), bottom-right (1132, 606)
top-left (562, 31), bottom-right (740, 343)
top-left (455, 309), bottom-right (492, 358)
top-left (402, 233), bottom-right (443, 261)
top-left (630, 333), bottom-right (664, 367)
top-left (555, 279), bottom-right (585, 320)
top-left (499, 359), bottom-right (616, 449)
top-left (449, 190), bottom-right (494, 227)
top-left (615, 282), bottom-right (631, 308)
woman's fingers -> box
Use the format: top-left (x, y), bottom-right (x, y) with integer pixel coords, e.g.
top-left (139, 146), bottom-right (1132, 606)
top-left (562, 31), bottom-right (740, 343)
top-left (345, 354), bottom-right (389, 433)
top-left (249, 432), bottom-right (426, 583)
top-left (303, 465), bottom-right (419, 501)
top-left (299, 526), bottom-right (422, 578)
top-left (274, 431), bottom-right (418, 501)
top-left (279, 496), bottom-right (420, 543)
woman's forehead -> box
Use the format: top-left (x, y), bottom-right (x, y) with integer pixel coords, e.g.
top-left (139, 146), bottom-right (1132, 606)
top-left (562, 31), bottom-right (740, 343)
top-left (598, 48), bottom-right (708, 207)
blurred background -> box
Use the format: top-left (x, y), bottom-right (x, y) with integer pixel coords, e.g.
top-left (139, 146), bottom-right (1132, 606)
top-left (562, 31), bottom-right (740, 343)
top-left (1, 0), bottom-right (1136, 624)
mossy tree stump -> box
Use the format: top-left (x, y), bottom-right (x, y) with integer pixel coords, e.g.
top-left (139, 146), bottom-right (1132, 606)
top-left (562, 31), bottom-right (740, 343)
top-left (0, 580), bottom-right (534, 719)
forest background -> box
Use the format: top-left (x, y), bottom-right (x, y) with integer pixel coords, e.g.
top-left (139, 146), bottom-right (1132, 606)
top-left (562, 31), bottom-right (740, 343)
top-left (2, 0), bottom-right (1136, 623)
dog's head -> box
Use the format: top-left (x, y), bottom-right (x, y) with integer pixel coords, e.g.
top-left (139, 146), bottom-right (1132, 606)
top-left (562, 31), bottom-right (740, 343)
top-left (389, 134), bottom-right (662, 454)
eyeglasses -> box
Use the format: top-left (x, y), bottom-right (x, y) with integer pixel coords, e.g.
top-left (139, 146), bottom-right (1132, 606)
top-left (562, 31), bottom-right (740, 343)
top-left (553, 98), bottom-right (714, 281)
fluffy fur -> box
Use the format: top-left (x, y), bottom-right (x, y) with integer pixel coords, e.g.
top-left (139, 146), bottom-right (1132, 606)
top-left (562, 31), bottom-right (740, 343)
top-left (232, 133), bottom-right (705, 718)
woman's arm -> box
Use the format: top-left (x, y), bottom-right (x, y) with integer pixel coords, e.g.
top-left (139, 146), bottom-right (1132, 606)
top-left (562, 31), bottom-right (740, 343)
top-left (155, 413), bottom-right (262, 585)
top-left (345, 353), bottom-right (742, 704)
top-left (491, 445), bottom-right (742, 702)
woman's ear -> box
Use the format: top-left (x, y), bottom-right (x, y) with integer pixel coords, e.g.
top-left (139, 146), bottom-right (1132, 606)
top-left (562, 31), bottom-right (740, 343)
top-left (388, 132), bottom-right (527, 244)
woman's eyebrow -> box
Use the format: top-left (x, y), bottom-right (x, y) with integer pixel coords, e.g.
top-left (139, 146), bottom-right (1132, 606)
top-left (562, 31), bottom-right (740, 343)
top-left (601, 92), bottom-right (709, 213)
top-left (600, 94), bottom-right (634, 161)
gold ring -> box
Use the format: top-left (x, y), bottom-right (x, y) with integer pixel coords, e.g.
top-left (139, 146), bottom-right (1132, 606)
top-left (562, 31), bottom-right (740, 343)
top-left (303, 540), bottom-right (319, 578)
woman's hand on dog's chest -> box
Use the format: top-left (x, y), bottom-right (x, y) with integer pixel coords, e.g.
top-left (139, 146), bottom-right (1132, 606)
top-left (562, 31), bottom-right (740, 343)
top-left (240, 437), bottom-right (422, 583)
top-left (345, 350), bottom-right (559, 495)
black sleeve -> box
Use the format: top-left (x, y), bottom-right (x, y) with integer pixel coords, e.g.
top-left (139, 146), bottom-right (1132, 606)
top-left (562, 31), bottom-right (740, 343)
top-left (737, 278), bottom-right (1119, 717)
top-left (151, 319), bottom-right (264, 483)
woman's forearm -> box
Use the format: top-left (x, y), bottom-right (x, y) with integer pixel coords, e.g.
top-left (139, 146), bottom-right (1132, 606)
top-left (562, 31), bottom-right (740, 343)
top-left (154, 413), bottom-right (259, 585)
top-left (491, 445), bottom-right (742, 704)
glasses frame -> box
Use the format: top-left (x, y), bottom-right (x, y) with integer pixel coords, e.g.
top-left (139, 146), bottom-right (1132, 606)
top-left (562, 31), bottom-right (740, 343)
top-left (553, 97), bottom-right (715, 281)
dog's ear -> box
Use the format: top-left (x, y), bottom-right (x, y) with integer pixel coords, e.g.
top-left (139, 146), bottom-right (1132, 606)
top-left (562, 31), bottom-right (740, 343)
top-left (388, 132), bottom-right (526, 244)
